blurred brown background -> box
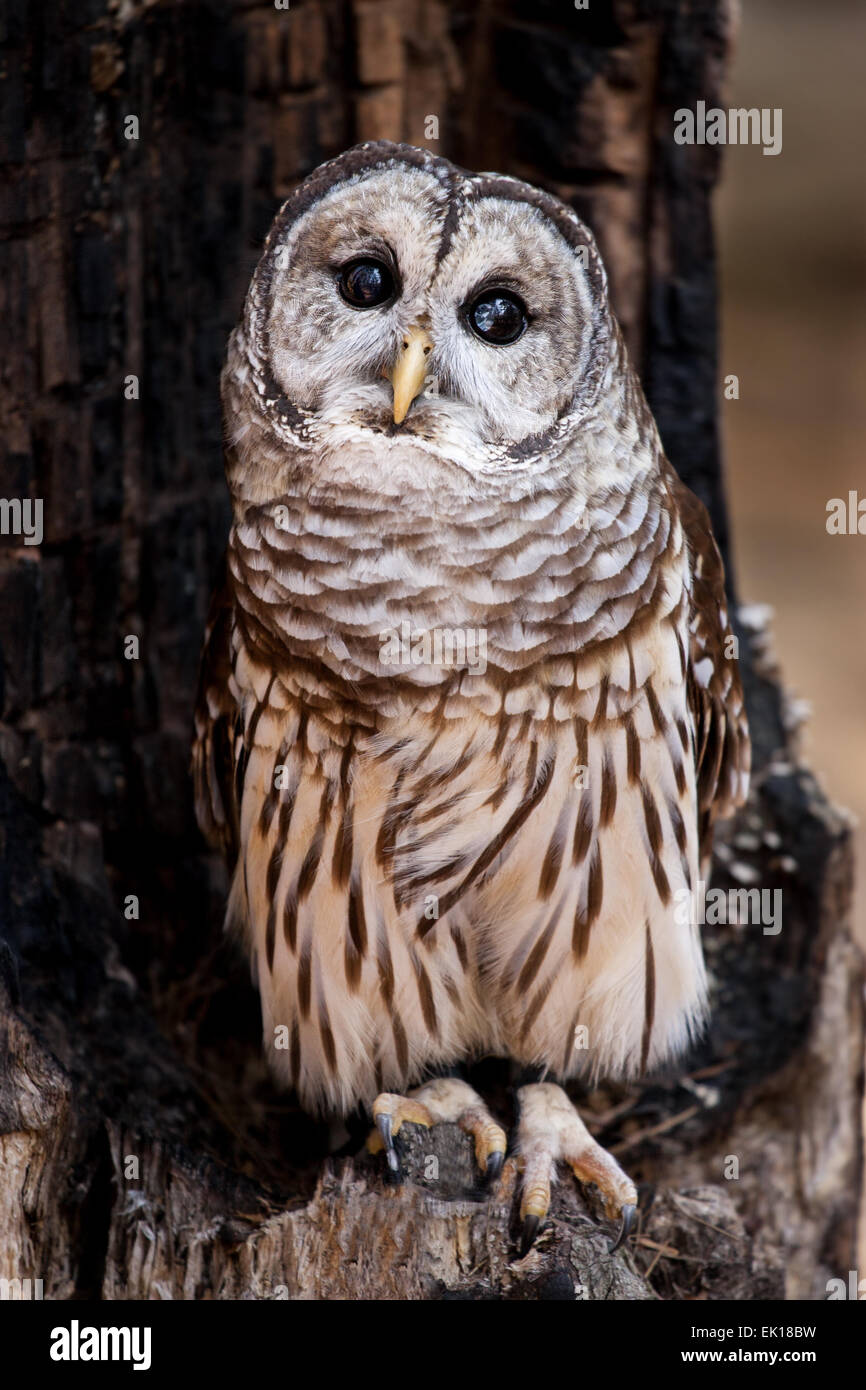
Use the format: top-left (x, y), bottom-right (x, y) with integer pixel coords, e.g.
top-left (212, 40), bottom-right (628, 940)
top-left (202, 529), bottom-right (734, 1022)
top-left (718, 0), bottom-right (866, 1268)
top-left (718, 0), bottom-right (866, 945)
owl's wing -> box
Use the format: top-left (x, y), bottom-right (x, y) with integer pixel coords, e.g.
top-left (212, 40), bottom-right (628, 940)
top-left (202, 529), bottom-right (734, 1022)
top-left (667, 467), bottom-right (751, 858)
top-left (192, 560), bottom-right (240, 869)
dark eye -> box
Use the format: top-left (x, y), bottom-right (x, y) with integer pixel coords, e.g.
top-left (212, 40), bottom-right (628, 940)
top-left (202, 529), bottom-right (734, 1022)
top-left (466, 289), bottom-right (528, 345)
top-left (337, 258), bottom-right (395, 309)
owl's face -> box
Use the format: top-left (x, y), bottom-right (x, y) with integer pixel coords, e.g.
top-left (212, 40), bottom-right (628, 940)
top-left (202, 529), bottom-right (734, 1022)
top-left (240, 144), bottom-right (617, 485)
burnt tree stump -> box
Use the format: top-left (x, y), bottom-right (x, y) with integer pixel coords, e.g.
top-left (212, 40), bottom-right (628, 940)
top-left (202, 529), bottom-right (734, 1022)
top-left (0, 0), bottom-right (860, 1300)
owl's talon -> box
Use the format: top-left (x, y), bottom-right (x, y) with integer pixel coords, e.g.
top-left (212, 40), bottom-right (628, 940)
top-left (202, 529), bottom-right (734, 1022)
top-left (375, 1112), bottom-right (401, 1174)
top-left (520, 1213), bottom-right (542, 1257)
top-left (517, 1082), bottom-right (638, 1255)
top-left (368, 1092), bottom-right (433, 1177)
top-left (369, 1080), bottom-right (506, 1184)
top-left (484, 1149), bottom-right (505, 1183)
top-left (608, 1202), bottom-right (637, 1254)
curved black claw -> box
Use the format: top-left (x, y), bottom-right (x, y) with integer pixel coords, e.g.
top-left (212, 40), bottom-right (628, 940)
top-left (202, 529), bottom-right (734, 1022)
top-left (607, 1202), bottom-right (637, 1254)
top-left (520, 1213), bottom-right (541, 1258)
top-left (484, 1150), bottom-right (505, 1183)
top-left (375, 1112), bottom-right (402, 1180)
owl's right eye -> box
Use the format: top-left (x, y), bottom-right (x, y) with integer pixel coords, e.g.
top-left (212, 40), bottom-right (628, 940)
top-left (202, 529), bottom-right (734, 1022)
top-left (337, 258), bottom-right (395, 309)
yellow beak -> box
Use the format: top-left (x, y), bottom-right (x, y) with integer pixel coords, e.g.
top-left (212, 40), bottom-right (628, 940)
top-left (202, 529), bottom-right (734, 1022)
top-left (388, 324), bottom-right (433, 424)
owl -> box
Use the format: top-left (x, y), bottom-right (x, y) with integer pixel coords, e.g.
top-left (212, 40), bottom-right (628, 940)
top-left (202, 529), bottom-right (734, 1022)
top-left (193, 141), bottom-right (750, 1255)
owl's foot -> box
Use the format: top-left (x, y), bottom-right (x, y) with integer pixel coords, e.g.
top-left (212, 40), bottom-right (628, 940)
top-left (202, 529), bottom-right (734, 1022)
top-left (516, 1082), bottom-right (637, 1257)
top-left (368, 1077), bottom-right (507, 1181)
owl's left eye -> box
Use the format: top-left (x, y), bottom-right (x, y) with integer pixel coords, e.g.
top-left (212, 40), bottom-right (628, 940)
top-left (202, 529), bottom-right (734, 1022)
top-left (466, 289), bottom-right (528, 345)
top-left (337, 258), bottom-right (395, 309)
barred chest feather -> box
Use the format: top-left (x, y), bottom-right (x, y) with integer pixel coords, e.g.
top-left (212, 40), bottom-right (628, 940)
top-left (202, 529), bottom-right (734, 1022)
top-left (224, 497), bottom-right (706, 1116)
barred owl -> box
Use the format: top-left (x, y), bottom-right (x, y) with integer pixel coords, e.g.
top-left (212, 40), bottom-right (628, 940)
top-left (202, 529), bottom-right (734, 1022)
top-left (193, 141), bottom-right (749, 1253)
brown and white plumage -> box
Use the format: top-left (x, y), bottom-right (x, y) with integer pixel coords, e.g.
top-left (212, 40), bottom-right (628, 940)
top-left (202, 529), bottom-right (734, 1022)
top-left (192, 142), bottom-right (749, 1137)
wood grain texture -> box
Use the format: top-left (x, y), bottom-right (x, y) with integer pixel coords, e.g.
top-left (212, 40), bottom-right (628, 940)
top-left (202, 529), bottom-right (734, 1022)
top-left (0, 0), bottom-right (861, 1300)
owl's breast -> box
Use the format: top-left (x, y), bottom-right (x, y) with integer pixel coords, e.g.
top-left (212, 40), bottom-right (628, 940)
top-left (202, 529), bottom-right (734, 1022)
top-left (226, 455), bottom-right (683, 732)
top-left (226, 548), bottom-right (703, 1114)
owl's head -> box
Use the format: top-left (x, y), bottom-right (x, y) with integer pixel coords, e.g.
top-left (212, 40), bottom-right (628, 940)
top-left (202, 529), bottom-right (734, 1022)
top-left (228, 142), bottom-right (629, 503)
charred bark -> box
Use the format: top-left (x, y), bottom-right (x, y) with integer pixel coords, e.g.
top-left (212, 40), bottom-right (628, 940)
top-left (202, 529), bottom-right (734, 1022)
top-left (0, 0), bottom-right (860, 1300)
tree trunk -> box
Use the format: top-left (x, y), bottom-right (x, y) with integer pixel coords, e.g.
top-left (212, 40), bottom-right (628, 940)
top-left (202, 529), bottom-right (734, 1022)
top-left (0, 0), bottom-right (860, 1301)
